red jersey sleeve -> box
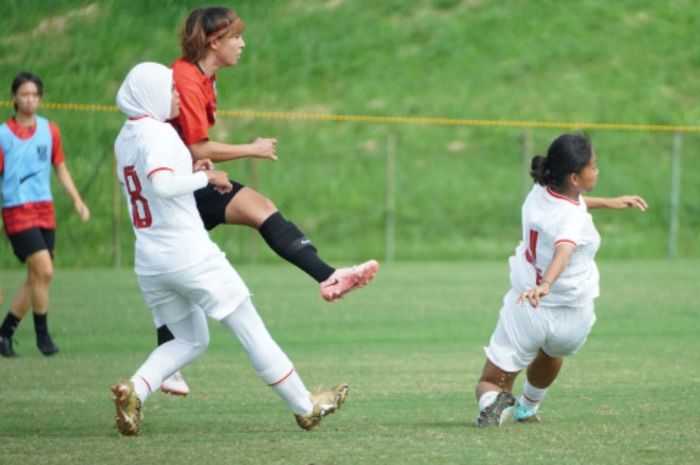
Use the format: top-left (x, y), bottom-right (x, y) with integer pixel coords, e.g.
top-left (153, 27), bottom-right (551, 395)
top-left (49, 121), bottom-right (65, 165)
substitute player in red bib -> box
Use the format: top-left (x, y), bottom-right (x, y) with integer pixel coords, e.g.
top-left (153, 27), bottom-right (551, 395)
top-left (111, 62), bottom-right (348, 436)
top-left (158, 6), bottom-right (379, 395)
top-left (0, 72), bottom-right (90, 358)
top-left (473, 133), bottom-right (647, 427)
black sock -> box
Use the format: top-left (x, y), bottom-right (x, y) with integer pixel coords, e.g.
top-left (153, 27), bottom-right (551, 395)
top-left (157, 325), bottom-right (175, 346)
top-left (33, 313), bottom-right (49, 338)
top-left (259, 212), bottom-right (335, 283)
top-left (0, 312), bottom-right (20, 338)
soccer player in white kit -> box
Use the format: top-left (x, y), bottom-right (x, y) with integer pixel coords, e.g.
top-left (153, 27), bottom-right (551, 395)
top-left (110, 62), bottom-right (348, 436)
top-left (474, 133), bottom-right (648, 427)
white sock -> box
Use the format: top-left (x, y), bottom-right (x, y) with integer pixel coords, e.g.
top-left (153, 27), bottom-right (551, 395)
top-left (270, 369), bottom-right (313, 415)
top-left (130, 310), bottom-right (210, 404)
top-left (221, 298), bottom-right (312, 414)
top-left (519, 380), bottom-right (547, 410)
top-left (130, 375), bottom-right (153, 403)
top-left (478, 390), bottom-right (499, 412)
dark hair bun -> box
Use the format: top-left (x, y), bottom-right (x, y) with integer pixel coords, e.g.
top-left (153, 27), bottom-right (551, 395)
top-left (530, 155), bottom-right (549, 185)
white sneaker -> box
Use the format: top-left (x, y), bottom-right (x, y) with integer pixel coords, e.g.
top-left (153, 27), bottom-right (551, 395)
top-left (161, 371), bottom-right (190, 396)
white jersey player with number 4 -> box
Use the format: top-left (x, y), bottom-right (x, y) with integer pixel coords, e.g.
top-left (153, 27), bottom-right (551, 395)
top-left (473, 134), bottom-right (648, 428)
top-left (110, 62), bottom-right (348, 437)
top-left (509, 183), bottom-right (601, 308)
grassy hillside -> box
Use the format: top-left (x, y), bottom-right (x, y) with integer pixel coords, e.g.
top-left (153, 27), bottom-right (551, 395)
top-left (0, 0), bottom-right (698, 267)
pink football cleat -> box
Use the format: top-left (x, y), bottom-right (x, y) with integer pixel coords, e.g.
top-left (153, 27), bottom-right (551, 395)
top-left (161, 371), bottom-right (190, 396)
top-left (320, 259), bottom-right (379, 302)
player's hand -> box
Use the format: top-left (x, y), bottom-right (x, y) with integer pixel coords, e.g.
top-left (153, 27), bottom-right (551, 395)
top-left (75, 201), bottom-right (90, 222)
top-left (206, 170), bottom-right (233, 194)
top-left (250, 137), bottom-right (277, 161)
top-left (193, 159), bottom-right (214, 172)
top-left (518, 281), bottom-right (550, 308)
top-left (610, 195), bottom-right (648, 211)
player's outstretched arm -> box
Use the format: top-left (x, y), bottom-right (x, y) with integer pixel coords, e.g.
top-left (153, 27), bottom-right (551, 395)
top-left (584, 195), bottom-right (648, 211)
top-left (151, 167), bottom-right (231, 198)
top-left (189, 138), bottom-right (277, 163)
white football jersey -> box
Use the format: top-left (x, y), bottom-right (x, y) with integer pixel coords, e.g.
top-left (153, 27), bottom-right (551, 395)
top-left (509, 184), bottom-right (601, 308)
top-left (115, 118), bottom-right (219, 275)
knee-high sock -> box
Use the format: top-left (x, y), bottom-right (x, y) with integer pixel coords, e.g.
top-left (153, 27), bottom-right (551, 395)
top-left (220, 298), bottom-right (313, 414)
top-left (132, 310), bottom-right (209, 403)
top-left (33, 313), bottom-right (49, 337)
top-left (259, 212), bottom-right (334, 283)
top-left (0, 312), bottom-right (20, 338)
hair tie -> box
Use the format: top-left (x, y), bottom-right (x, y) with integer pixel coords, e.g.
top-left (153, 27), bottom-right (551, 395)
top-left (206, 20), bottom-right (234, 42)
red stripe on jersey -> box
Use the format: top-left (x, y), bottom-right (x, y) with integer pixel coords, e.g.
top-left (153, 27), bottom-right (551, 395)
top-left (268, 367), bottom-right (295, 387)
top-left (546, 186), bottom-right (580, 205)
top-left (128, 115), bottom-right (150, 121)
top-left (147, 167), bottom-right (174, 179)
top-left (555, 239), bottom-right (577, 248)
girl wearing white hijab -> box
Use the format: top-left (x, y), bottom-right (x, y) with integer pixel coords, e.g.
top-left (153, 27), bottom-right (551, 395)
top-left (111, 62), bottom-right (347, 436)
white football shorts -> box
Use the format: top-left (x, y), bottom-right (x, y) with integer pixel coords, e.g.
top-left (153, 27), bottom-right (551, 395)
top-left (484, 289), bottom-right (596, 372)
top-left (137, 252), bottom-right (251, 325)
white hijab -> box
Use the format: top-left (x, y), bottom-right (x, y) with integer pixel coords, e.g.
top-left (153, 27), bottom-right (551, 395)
top-left (116, 62), bottom-right (172, 122)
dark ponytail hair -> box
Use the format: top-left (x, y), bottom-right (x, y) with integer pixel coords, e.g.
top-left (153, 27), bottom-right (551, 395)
top-left (11, 71), bottom-right (43, 111)
top-left (530, 133), bottom-right (592, 187)
top-left (180, 7), bottom-right (245, 63)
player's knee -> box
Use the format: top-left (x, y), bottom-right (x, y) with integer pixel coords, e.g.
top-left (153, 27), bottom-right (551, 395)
top-left (192, 332), bottom-right (210, 353)
top-left (28, 263), bottom-right (53, 284)
top-left (258, 196), bottom-right (277, 216)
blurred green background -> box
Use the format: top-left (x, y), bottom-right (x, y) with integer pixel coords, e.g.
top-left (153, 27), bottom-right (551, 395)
top-left (1, 0), bottom-right (698, 268)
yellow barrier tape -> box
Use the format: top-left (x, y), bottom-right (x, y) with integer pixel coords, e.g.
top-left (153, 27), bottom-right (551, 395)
top-left (2, 100), bottom-right (699, 133)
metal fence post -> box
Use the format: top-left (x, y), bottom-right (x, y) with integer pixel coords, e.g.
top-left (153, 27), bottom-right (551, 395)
top-left (522, 131), bottom-right (533, 195)
top-left (385, 133), bottom-right (396, 263)
top-left (249, 158), bottom-right (259, 264)
top-left (668, 131), bottom-right (682, 259)
top-left (113, 158), bottom-right (121, 269)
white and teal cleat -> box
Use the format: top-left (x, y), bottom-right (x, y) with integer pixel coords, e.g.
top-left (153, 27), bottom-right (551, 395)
top-left (513, 404), bottom-right (540, 423)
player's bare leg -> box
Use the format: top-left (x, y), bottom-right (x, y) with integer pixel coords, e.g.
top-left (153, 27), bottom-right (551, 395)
top-left (25, 251), bottom-right (58, 355)
top-left (225, 188), bottom-right (379, 302)
top-left (475, 359), bottom-right (518, 427)
top-left (514, 349), bottom-right (563, 422)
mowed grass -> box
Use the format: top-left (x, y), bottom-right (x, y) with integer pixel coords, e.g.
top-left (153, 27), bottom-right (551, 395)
top-left (0, 261), bottom-right (698, 465)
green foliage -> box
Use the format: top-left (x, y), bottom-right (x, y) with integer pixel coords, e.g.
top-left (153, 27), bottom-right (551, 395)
top-left (0, 261), bottom-right (698, 464)
top-left (0, 0), bottom-right (698, 267)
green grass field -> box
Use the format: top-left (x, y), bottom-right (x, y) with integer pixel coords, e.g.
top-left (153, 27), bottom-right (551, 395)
top-left (1, 261), bottom-right (697, 465)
